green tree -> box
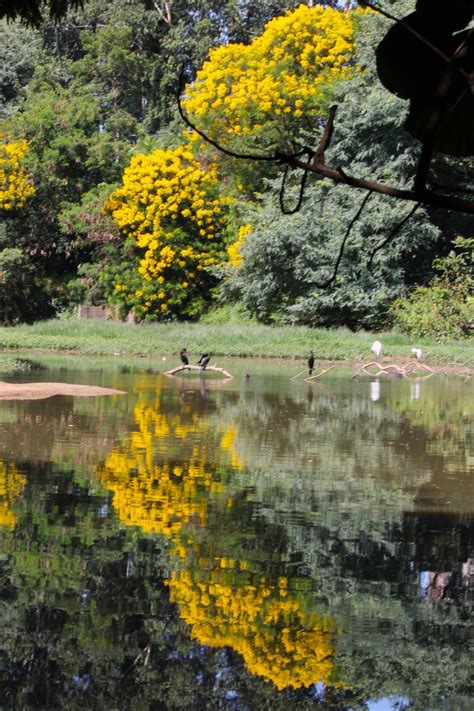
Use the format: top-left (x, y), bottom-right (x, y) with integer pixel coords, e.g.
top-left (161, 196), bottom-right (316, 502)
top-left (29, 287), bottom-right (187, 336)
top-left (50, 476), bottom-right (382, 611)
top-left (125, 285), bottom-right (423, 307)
top-left (220, 9), bottom-right (441, 328)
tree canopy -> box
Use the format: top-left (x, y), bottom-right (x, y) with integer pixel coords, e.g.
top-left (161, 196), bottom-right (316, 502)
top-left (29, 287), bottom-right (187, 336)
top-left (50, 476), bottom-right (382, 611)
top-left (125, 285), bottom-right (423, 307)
top-left (0, 0), bottom-right (472, 330)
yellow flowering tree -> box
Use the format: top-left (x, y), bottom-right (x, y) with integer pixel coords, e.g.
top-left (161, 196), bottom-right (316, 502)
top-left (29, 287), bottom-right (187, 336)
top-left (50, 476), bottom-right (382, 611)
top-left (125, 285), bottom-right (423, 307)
top-left (0, 134), bottom-right (34, 211)
top-left (184, 4), bottom-right (357, 149)
top-left (104, 144), bottom-right (230, 320)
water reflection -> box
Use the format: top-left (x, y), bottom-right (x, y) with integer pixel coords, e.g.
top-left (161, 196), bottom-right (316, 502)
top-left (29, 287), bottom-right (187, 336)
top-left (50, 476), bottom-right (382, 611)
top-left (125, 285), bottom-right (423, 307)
top-left (0, 365), bottom-right (472, 708)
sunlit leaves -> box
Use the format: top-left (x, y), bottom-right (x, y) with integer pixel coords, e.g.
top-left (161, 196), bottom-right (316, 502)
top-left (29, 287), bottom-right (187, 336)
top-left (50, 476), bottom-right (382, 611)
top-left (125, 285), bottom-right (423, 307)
top-left (104, 143), bottom-right (231, 320)
top-left (184, 4), bottom-right (357, 149)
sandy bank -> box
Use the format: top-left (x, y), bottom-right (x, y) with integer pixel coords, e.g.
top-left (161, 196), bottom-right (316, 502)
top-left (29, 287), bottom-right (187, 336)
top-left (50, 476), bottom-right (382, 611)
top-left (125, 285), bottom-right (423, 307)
top-left (0, 381), bottom-right (126, 400)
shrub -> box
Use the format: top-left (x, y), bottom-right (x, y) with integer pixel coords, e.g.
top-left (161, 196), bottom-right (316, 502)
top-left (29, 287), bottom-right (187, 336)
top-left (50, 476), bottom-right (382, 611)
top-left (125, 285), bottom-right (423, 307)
top-left (391, 237), bottom-right (473, 341)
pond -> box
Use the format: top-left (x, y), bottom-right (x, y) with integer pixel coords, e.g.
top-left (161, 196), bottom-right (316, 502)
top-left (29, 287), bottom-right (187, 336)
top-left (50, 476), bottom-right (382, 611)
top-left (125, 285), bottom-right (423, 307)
top-left (0, 357), bottom-right (472, 710)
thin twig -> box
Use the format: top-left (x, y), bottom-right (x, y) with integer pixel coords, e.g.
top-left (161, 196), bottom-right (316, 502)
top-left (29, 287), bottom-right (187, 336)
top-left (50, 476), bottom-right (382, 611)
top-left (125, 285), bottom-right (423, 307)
top-left (314, 190), bottom-right (372, 289)
top-left (367, 202), bottom-right (421, 271)
top-left (279, 149), bottom-right (314, 215)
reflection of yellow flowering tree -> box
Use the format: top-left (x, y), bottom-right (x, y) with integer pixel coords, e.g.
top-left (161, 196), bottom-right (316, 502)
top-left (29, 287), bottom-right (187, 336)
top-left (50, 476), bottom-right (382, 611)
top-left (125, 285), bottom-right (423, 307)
top-left (168, 566), bottom-right (336, 691)
top-left (104, 144), bottom-right (230, 320)
top-left (0, 134), bottom-right (34, 211)
top-left (0, 461), bottom-right (26, 528)
top-left (184, 5), bottom-right (356, 146)
top-left (97, 394), bottom-right (339, 691)
top-left (96, 400), bottom-right (241, 538)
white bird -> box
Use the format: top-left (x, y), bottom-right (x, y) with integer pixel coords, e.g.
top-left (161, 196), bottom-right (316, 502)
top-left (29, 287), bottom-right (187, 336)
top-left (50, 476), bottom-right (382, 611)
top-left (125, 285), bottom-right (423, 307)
top-left (411, 348), bottom-right (423, 360)
top-left (371, 340), bottom-right (383, 358)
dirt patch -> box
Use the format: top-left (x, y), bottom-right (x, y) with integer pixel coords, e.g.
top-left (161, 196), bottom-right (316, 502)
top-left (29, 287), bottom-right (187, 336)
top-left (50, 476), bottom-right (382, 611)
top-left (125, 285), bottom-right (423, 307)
top-left (0, 381), bottom-right (126, 400)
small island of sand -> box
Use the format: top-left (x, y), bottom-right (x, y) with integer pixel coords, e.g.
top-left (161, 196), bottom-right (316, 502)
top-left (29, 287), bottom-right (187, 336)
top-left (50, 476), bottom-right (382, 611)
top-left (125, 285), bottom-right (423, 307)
top-left (0, 381), bottom-right (126, 400)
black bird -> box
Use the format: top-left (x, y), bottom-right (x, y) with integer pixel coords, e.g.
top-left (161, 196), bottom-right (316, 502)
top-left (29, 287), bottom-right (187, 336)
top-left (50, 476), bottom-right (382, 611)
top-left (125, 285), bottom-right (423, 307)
top-left (180, 348), bottom-right (189, 365)
top-left (308, 351), bottom-right (315, 376)
top-left (197, 352), bottom-right (211, 369)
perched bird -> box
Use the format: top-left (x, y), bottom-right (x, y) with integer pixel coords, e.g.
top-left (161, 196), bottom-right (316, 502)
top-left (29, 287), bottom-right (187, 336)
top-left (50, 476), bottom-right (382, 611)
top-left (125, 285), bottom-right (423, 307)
top-left (371, 340), bottom-right (383, 358)
top-left (411, 347), bottom-right (423, 360)
top-left (180, 348), bottom-right (189, 365)
top-left (308, 351), bottom-right (315, 376)
top-left (197, 352), bottom-right (211, 369)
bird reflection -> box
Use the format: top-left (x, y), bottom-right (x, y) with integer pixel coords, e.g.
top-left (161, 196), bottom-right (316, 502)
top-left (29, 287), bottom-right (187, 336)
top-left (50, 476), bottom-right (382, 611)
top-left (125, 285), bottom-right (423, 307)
top-left (370, 379), bottom-right (380, 402)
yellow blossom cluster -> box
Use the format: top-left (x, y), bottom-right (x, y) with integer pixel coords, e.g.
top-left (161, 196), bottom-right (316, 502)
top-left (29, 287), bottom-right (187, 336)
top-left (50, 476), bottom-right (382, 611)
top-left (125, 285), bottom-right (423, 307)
top-left (227, 223), bottom-right (252, 268)
top-left (168, 566), bottom-right (337, 690)
top-left (105, 144), bottom-right (230, 319)
top-left (0, 461), bottom-right (26, 529)
top-left (96, 399), bottom-right (243, 538)
top-left (184, 4), bottom-right (356, 142)
top-left (0, 135), bottom-right (35, 211)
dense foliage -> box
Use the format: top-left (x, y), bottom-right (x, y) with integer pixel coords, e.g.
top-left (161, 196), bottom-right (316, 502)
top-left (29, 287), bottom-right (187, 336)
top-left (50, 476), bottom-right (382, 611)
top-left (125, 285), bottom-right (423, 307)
top-left (104, 143), bottom-right (230, 319)
top-left (184, 4), bottom-right (356, 148)
top-left (0, 0), bottom-right (472, 333)
top-left (391, 236), bottom-right (474, 340)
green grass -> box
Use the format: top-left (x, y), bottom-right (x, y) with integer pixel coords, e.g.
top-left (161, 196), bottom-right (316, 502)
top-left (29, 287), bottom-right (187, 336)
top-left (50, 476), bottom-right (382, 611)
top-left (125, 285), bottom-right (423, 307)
top-left (0, 316), bottom-right (471, 366)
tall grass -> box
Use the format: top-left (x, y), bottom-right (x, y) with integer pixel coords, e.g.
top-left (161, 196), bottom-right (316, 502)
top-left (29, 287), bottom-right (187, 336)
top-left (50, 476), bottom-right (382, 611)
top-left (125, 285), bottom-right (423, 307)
top-left (0, 316), bottom-right (471, 365)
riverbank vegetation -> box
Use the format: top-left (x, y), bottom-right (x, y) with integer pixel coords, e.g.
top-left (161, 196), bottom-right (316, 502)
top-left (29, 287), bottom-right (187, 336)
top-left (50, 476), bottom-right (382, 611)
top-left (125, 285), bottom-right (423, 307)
top-left (0, 1), bottom-right (472, 338)
top-left (0, 315), bottom-right (471, 366)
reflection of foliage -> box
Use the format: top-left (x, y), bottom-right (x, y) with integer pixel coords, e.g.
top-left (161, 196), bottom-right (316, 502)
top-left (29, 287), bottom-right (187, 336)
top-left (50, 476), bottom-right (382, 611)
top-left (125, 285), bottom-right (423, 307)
top-left (100, 455), bottom-right (212, 538)
top-left (388, 378), bottom-right (473, 478)
top-left (96, 391), bottom-right (340, 691)
top-left (0, 369), bottom-right (472, 707)
top-left (168, 567), bottom-right (336, 691)
top-left (0, 460), bottom-right (25, 528)
top-left (96, 398), bottom-right (242, 537)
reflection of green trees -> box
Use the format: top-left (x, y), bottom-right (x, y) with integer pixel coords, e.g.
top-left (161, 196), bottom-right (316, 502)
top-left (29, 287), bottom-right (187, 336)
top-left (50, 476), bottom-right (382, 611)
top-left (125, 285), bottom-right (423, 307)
top-left (93, 377), bottom-right (473, 704)
top-left (388, 377), bottom-right (473, 472)
top-left (0, 370), bottom-right (472, 707)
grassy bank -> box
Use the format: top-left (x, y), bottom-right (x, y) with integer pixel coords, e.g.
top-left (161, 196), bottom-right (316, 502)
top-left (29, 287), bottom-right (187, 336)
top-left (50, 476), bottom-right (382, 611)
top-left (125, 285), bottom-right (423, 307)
top-left (0, 316), bottom-right (471, 366)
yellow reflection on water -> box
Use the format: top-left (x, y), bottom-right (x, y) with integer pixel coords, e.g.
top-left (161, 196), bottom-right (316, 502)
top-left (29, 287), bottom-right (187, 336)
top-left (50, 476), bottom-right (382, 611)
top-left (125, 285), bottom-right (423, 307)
top-left (0, 461), bottom-right (26, 528)
top-left (96, 395), bottom-right (338, 691)
top-left (168, 566), bottom-right (336, 691)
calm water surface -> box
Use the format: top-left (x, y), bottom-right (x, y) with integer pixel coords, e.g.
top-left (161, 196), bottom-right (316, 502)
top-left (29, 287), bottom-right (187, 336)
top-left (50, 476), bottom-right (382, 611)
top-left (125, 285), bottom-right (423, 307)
top-left (0, 359), bottom-right (472, 710)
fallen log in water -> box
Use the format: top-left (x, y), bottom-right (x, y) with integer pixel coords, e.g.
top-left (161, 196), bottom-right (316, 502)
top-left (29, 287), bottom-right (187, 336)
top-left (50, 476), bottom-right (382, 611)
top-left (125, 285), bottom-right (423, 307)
top-left (164, 364), bottom-right (233, 379)
top-left (304, 364), bottom-right (337, 382)
top-left (353, 361), bottom-right (472, 379)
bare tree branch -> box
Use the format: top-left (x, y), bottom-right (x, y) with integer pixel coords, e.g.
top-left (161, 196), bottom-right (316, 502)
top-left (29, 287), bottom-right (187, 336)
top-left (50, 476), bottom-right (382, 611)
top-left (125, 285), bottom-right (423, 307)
top-left (314, 105), bottom-right (337, 163)
top-left (414, 30), bottom-right (472, 194)
top-left (367, 202), bottom-right (421, 271)
top-left (313, 190), bottom-right (372, 289)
